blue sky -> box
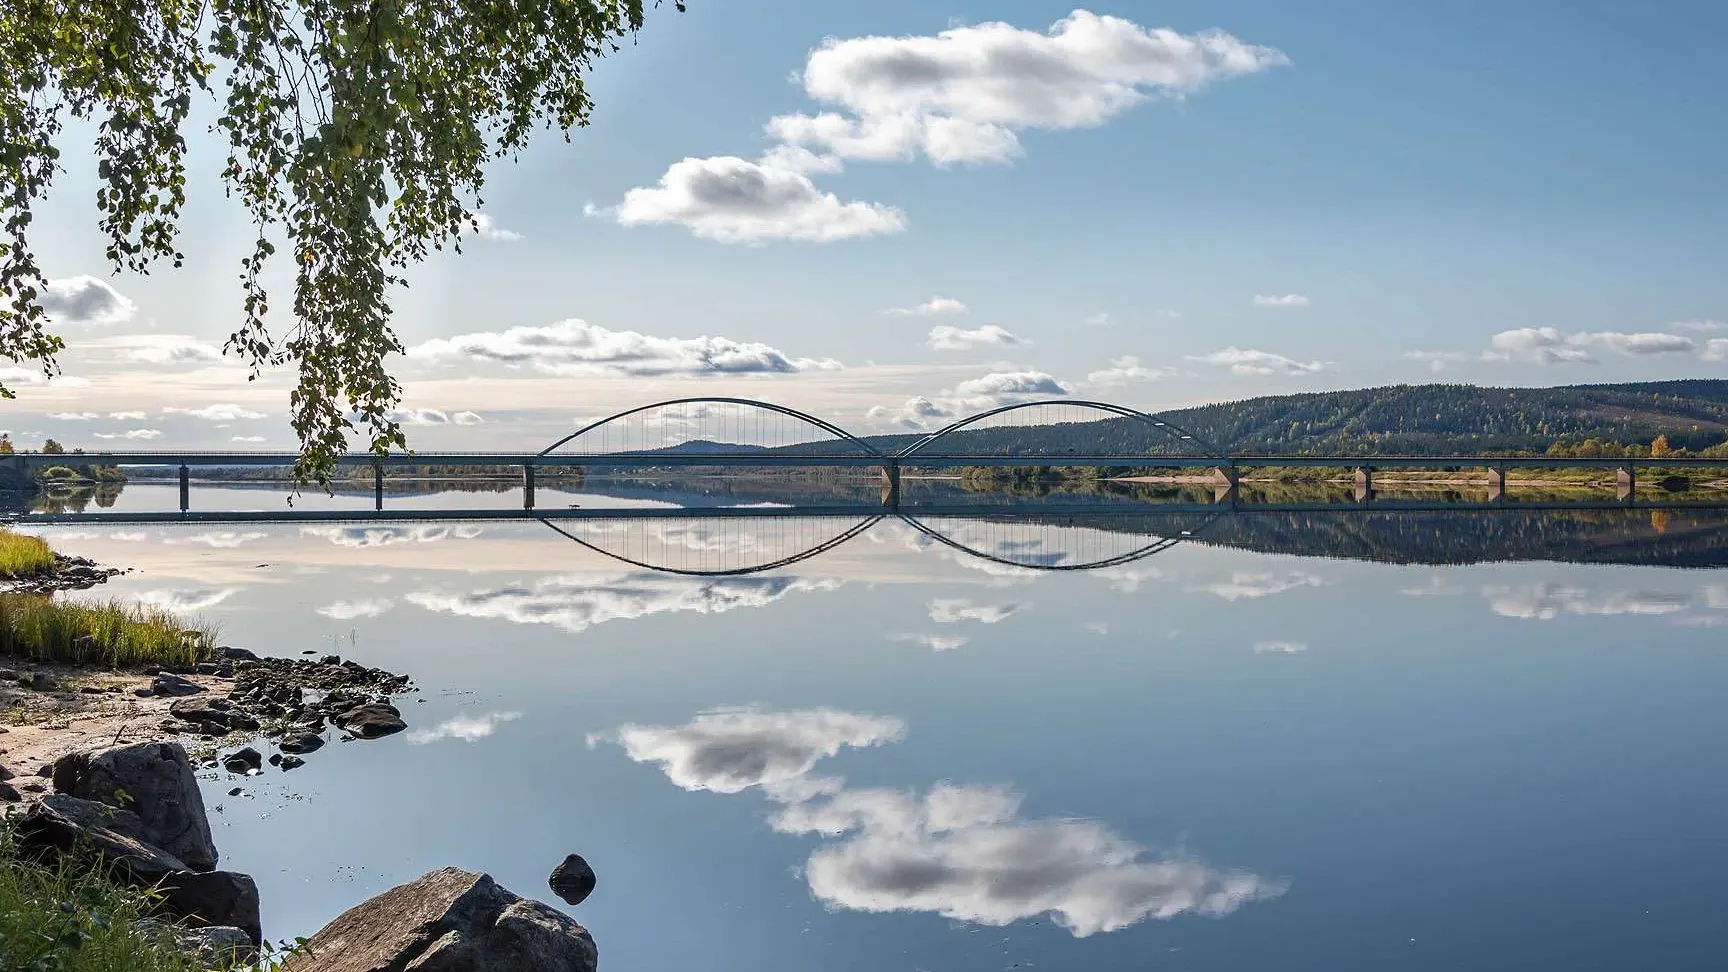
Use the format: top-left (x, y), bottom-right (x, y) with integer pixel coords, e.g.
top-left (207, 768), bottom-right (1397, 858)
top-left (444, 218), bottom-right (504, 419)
top-left (8, 2), bottom-right (1728, 449)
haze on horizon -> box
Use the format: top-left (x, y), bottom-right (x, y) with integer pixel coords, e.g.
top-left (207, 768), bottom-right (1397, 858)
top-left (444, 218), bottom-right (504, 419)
top-left (6, 2), bottom-right (1725, 451)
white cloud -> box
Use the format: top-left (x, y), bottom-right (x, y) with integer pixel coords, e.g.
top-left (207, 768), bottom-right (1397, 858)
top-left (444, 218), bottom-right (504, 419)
top-left (409, 318), bottom-right (842, 378)
top-left (890, 632), bottom-right (970, 652)
top-left (1483, 328), bottom-right (1696, 364)
top-left (611, 156), bottom-right (906, 243)
top-left (108, 411), bottom-right (146, 420)
top-left (132, 586), bottom-right (238, 612)
top-left (1402, 350), bottom-right (1467, 373)
top-left (300, 524), bottom-right (484, 548)
top-left (1484, 585), bottom-right (1690, 620)
top-left (1188, 347), bottom-right (1327, 376)
top-left (469, 213), bottom-right (523, 241)
top-left (1253, 641), bottom-right (1308, 654)
top-left (951, 371), bottom-right (1067, 400)
top-left (1086, 356), bottom-right (1172, 385)
top-left (108, 334), bottom-right (223, 365)
top-left (163, 404), bottom-right (267, 421)
top-left (452, 411), bottom-right (484, 426)
top-left (408, 711), bottom-right (523, 744)
top-left (174, 531), bottom-right (268, 548)
top-left (316, 598), bottom-right (396, 620)
top-left (1251, 294), bottom-right (1308, 308)
top-left (771, 12), bottom-right (1288, 168)
top-left (927, 324), bottom-right (1024, 351)
top-left (39, 275), bottom-right (136, 326)
top-left (594, 706), bottom-right (906, 794)
top-left (888, 297), bottom-right (968, 316)
top-left (406, 573), bottom-right (840, 634)
top-left (386, 408), bottom-right (454, 426)
top-left (46, 412), bottom-right (99, 421)
top-left (231, 435), bottom-right (266, 443)
top-left (928, 598), bottom-right (1024, 624)
top-left (1190, 571), bottom-right (1325, 601)
top-left (1673, 319), bottom-right (1726, 333)
top-left (1084, 312), bottom-right (1113, 326)
top-left (868, 371), bottom-right (1069, 430)
top-left (0, 366), bottom-right (47, 386)
top-left (93, 428), bottom-right (163, 440)
top-left (1702, 339), bottom-right (1728, 363)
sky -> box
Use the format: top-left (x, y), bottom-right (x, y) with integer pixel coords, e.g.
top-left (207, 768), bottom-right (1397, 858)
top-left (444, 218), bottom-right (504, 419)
top-left (7, 0), bottom-right (1728, 451)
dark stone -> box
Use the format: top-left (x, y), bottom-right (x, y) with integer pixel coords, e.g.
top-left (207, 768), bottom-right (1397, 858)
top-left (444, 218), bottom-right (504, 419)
top-left (227, 787), bottom-right (243, 796)
top-left (0, 782), bottom-right (18, 802)
top-left (137, 920), bottom-right (259, 968)
top-left (80, 685), bottom-right (108, 694)
top-left (279, 755), bottom-right (305, 770)
top-left (15, 794), bottom-right (190, 882)
top-left (320, 654), bottom-right (342, 665)
top-left (268, 753), bottom-right (282, 766)
top-left (29, 671), bottom-right (58, 692)
top-left (169, 697), bottom-right (260, 733)
top-left (548, 854), bottom-right (597, 906)
top-left (222, 747), bottom-right (263, 775)
top-left (21, 782), bottom-right (44, 793)
top-left (336, 703), bottom-right (407, 739)
top-left (134, 687), bottom-right (155, 697)
top-left (151, 674), bottom-right (204, 697)
top-left (53, 741), bottom-right (218, 872)
top-left (156, 869), bottom-right (263, 946)
top-left (280, 868), bottom-right (595, 972)
top-left (220, 647), bottom-right (260, 661)
top-left (0, 668), bottom-right (16, 681)
top-left (278, 732), bottom-right (325, 754)
top-left (0, 764), bottom-right (11, 781)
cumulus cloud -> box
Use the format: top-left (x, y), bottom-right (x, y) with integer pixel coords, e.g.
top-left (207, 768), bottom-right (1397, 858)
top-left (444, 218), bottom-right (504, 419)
top-left (132, 587), bottom-right (238, 612)
top-left (927, 324), bottom-right (1024, 351)
top-left (452, 411), bottom-right (484, 426)
top-left (409, 318), bottom-right (841, 378)
top-left (1705, 339), bottom-right (1728, 363)
top-left (888, 297), bottom-right (968, 316)
top-left (469, 213), bottom-right (523, 241)
top-left (163, 404), bottom-right (267, 421)
top-left (47, 412), bottom-right (99, 421)
top-left (1675, 319), bottom-right (1727, 333)
top-left (408, 711), bottom-right (523, 744)
top-left (93, 428), bottom-right (163, 440)
top-left (172, 531), bottom-right (268, 548)
top-left (405, 573), bottom-right (840, 634)
top-left (952, 371), bottom-right (1067, 399)
top-left (1253, 641), bottom-right (1308, 654)
top-left (1190, 571), bottom-right (1325, 601)
top-left (1188, 347), bottom-right (1327, 376)
top-left (299, 524), bottom-right (483, 548)
top-left (39, 276), bottom-right (136, 326)
top-left (231, 435), bottom-right (266, 443)
top-left (108, 411), bottom-right (146, 420)
top-left (867, 371), bottom-right (1070, 430)
top-left (610, 156), bottom-right (906, 243)
top-left (1251, 294), bottom-right (1308, 308)
top-left (928, 598), bottom-right (1024, 624)
top-left (1483, 585), bottom-right (1690, 620)
top-left (107, 334), bottom-right (223, 365)
top-left (1482, 328), bottom-right (1695, 364)
top-left (612, 13), bottom-right (1285, 242)
top-left (1086, 356), bottom-right (1172, 385)
top-left (890, 632), bottom-right (970, 652)
top-left (386, 408), bottom-right (454, 426)
top-left (316, 598), bottom-right (396, 620)
top-left (1402, 350), bottom-right (1467, 373)
top-left (593, 707), bottom-right (906, 794)
top-left (0, 366), bottom-right (46, 386)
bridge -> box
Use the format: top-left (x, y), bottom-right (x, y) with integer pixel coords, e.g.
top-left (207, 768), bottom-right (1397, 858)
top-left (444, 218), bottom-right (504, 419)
top-left (7, 396), bottom-right (1725, 517)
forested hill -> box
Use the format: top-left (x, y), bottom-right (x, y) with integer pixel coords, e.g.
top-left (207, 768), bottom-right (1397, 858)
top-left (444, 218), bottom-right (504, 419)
top-left (831, 380), bottom-right (1728, 457)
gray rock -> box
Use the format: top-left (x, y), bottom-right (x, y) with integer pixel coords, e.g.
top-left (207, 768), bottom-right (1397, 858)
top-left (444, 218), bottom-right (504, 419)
top-left (548, 854), bottom-right (597, 907)
top-left (134, 687), bottom-right (155, 697)
top-left (52, 741), bottom-right (218, 872)
top-left (336, 703), bottom-right (407, 739)
top-left (14, 794), bottom-right (191, 882)
top-left (222, 747), bottom-right (263, 775)
top-left (150, 674), bottom-right (204, 697)
top-left (220, 646), bottom-right (260, 661)
top-left (29, 671), bottom-right (58, 692)
top-left (137, 920), bottom-right (260, 968)
top-left (279, 754), bottom-right (305, 770)
top-left (171, 697), bottom-right (261, 733)
top-left (281, 868), bottom-right (596, 972)
top-left (156, 869), bottom-right (263, 946)
top-left (0, 781), bottom-right (19, 802)
top-left (0, 763), bottom-right (12, 781)
top-left (278, 732), bottom-right (325, 754)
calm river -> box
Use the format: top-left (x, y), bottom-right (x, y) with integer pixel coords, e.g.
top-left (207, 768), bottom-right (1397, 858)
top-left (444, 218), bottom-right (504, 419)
top-left (18, 482), bottom-right (1728, 971)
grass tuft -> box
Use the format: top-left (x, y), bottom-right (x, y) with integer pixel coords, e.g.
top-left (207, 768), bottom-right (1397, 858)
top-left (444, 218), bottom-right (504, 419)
top-left (0, 595), bottom-right (214, 668)
top-left (0, 528), bottom-right (55, 579)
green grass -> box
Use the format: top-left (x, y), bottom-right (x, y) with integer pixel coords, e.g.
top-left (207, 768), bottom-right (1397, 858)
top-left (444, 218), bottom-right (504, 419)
top-left (0, 595), bottom-right (214, 668)
top-left (0, 529), bottom-right (55, 579)
top-left (0, 824), bottom-right (223, 972)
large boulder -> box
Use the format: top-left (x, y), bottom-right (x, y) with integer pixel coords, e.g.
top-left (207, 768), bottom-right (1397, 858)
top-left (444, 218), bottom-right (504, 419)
top-left (138, 920), bottom-right (259, 969)
top-left (548, 854), bottom-right (597, 907)
top-left (335, 703), bottom-right (407, 740)
top-left (52, 741), bottom-right (218, 872)
top-left (14, 794), bottom-right (190, 882)
top-left (156, 870), bottom-right (263, 947)
top-left (282, 868), bottom-right (596, 972)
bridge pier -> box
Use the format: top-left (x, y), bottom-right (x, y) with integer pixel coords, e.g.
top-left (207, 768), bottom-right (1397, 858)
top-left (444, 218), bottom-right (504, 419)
top-left (1354, 466), bottom-right (1374, 503)
top-left (1486, 465), bottom-right (1507, 503)
top-left (881, 461), bottom-right (901, 509)
top-left (373, 460), bottom-right (384, 511)
top-left (1210, 466), bottom-right (1239, 505)
top-left (523, 463), bottom-right (537, 511)
top-left (1618, 464), bottom-right (1636, 503)
top-left (178, 464), bottom-right (190, 513)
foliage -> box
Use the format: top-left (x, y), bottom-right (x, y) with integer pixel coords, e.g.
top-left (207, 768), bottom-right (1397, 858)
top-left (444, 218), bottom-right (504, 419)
top-left (0, 434), bottom-right (13, 455)
top-left (2, 0), bottom-right (682, 483)
top-left (41, 439), bottom-right (63, 455)
top-left (0, 594), bottom-right (214, 667)
top-left (0, 527), bottom-right (55, 577)
top-left (0, 822), bottom-right (217, 972)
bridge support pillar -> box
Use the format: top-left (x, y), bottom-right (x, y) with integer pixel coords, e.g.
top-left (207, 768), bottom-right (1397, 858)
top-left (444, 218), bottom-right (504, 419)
top-left (1618, 464), bottom-right (1636, 503)
top-left (1354, 466), bottom-right (1374, 503)
top-left (373, 460), bottom-right (384, 511)
top-left (1210, 466), bottom-right (1239, 505)
top-left (523, 463), bottom-right (537, 511)
top-left (882, 461), bottom-right (901, 509)
top-left (178, 464), bottom-right (190, 513)
top-left (1486, 465), bottom-right (1507, 503)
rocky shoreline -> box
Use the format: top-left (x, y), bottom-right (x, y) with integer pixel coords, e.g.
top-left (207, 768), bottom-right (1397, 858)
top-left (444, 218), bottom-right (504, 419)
top-left (0, 551), bottom-right (130, 595)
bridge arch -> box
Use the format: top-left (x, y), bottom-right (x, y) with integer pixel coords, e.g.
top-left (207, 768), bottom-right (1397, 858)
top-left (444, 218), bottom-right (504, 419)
top-left (538, 515), bottom-right (883, 576)
top-left (894, 400), bottom-right (1222, 460)
top-left (540, 397), bottom-right (885, 458)
top-left (897, 512), bottom-right (1222, 572)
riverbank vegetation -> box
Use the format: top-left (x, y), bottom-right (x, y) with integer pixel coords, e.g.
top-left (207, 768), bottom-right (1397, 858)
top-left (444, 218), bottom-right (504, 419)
top-left (0, 596), bottom-right (213, 668)
top-left (0, 529), bottom-right (55, 578)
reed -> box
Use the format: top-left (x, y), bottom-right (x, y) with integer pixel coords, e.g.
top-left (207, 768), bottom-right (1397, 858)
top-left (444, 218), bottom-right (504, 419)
top-left (0, 527), bottom-right (55, 578)
top-left (0, 594), bottom-right (214, 667)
